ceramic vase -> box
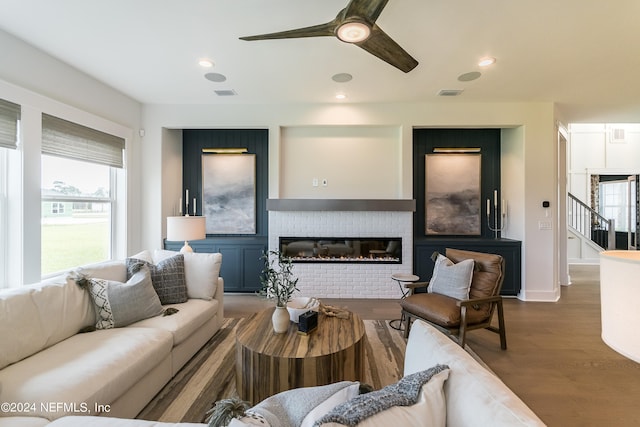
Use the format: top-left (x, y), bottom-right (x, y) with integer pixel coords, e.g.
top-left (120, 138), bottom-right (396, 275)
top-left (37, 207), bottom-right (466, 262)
top-left (272, 306), bottom-right (290, 334)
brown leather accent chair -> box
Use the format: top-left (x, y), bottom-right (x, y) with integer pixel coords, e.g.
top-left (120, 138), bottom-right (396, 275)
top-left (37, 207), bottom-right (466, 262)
top-left (400, 248), bottom-right (507, 349)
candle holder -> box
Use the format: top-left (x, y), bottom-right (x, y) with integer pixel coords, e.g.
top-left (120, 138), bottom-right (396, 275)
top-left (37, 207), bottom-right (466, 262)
top-left (487, 192), bottom-right (507, 239)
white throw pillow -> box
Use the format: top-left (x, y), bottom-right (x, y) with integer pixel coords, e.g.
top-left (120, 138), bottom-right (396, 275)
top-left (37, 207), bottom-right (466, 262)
top-left (300, 383), bottom-right (361, 427)
top-left (130, 249), bottom-right (153, 264)
top-left (154, 249), bottom-right (222, 300)
top-left (428, 254), bottom-right (474, 300)
top-left (319, 368), bottom-right (450, 427)
top-left (68, 259), bottom-right (127, 284)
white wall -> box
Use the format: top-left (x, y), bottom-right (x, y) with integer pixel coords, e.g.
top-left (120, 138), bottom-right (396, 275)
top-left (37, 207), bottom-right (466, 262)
top-left (279, 125), bottom-right (402, 199)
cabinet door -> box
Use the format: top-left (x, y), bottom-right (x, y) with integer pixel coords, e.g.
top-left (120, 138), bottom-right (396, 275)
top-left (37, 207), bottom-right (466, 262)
top-left (217, 246), bottom-right (242, 292)
top-left (214, 243), bottom-right (266, 293)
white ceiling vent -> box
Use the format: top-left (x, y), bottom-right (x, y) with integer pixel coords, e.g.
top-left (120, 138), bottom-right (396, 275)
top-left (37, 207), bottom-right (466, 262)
top-left (438, 89), bottom-right (463, 97)
top-left (214, 89), bottom-right (237, 96)
top-left (610, 128), bottom-right (626, 143)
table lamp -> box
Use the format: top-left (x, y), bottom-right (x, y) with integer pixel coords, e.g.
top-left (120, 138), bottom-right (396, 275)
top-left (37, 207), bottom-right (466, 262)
top-left (167, 216), bottom-right (206, 253)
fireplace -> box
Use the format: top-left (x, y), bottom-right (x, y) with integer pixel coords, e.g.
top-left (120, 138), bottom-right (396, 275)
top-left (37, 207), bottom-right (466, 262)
top-left (269, 210), bottom-right (413, 298)
top-left (280, 237), bottom-right (402, 264)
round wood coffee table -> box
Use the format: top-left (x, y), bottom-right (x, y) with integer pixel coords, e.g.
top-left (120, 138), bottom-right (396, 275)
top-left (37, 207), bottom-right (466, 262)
top-left (236, 307), bottom-right (365, 404)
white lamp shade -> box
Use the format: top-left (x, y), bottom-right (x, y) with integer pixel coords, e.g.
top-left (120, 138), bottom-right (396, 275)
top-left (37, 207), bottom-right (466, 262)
top-left (167, 216), bottom-right (206, 242)
top-left (600, 250), bottom-right (640, 363)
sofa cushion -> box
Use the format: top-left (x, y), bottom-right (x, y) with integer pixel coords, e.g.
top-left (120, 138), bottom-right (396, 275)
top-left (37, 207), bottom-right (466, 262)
top-left (126, 255), bottom-right (188, 304)
top-left (86, 265), bottom-right (163, 329)
top-left (0, 327), bottom-right (173, 420)
top-left (47, 416), bottom-right (205, 426)
top-left (154, 250), bottom-right (222, 300)
top-left (130, 298), bottom-right (219, 346)
top-left (0, 278), bottom-right (94, 370)
top-left (70, 259), bottom-right (128, 283)
top-left (404, 320), bottom-right (545, 427)
top-left (428, 253), bottom-right (474, 300)
top-left (0, 417), bottom-right (50, 427)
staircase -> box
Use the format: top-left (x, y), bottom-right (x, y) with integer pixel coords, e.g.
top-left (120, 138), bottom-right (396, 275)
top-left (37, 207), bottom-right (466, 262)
top-left (568, 192), bottom-right (615, 250)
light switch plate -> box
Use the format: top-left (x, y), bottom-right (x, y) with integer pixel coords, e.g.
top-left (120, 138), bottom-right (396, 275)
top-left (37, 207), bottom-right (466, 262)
top-left (539, 220), bottom-right (552, 230)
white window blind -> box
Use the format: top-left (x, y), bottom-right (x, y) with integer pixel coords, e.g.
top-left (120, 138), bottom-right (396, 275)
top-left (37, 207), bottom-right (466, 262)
top-left (42, 113), bottom-right (125, 168)
top-left (0, 98), bottom-right (20, 150)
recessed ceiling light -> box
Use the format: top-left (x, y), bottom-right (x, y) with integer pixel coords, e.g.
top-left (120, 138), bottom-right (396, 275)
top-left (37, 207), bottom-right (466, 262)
top-left (198, 59), bottom-right (214, 68)
top-left (335, 93), bottom-right (347, 100)
top-left (332, 73), bottom-right (353, 83)
top-left (478, 57), bottom-right (496, 67)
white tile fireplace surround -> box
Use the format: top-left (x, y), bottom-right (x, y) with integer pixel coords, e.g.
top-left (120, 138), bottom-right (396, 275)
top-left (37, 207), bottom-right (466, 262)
top-left (269, 210), bottom-right (413, 299)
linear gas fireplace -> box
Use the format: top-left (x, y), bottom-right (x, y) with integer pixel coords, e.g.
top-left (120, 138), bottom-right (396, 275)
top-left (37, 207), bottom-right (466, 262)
top-left (279, 237), bottom-right (402, 264)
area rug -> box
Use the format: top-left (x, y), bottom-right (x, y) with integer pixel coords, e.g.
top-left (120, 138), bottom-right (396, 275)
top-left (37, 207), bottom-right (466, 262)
top-left (137, 318), bottom-right (407, 424)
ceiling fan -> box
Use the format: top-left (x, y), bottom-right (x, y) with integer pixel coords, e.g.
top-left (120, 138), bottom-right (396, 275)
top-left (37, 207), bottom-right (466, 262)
top-left (239, 0), bottom-right (419, 73)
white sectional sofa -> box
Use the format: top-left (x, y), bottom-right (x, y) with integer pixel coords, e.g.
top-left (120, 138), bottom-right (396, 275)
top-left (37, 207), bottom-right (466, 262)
top-left (36, 320), bottom-right (544, 427)
top-left (0, 250), bottom-right (224, 427)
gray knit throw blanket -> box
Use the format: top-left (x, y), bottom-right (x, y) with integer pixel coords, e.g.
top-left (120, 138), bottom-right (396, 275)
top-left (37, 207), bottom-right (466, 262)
top-left (313, 364), bottom-right (449, 427)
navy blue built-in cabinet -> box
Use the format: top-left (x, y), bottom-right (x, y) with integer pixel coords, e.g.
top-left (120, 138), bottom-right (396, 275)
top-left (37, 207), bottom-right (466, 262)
top-left (413, 129), bottom-right (522, 296)
top-left (164, 129), bottom-right (269, 293)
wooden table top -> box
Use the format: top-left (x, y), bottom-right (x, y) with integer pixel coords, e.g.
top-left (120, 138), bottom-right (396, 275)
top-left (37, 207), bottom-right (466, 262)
top-left (236, 307), bottom-right (365, 359)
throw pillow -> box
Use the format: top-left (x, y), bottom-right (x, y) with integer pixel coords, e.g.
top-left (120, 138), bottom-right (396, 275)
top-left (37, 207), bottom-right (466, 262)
top-left (428, 253), bottom-right (474, 300)
top-left (126, 254), bottom-right (188, 304)
top-left (300, 383), bottom-right (361, 427)
top-left (247, 381), bottom-right (361, 427)
top-left (154, 249), bottom-right (222, 300)
top-left (85, 264), bottom-right (163, 329)
top-left (315, 366), bottom-right (450, 427)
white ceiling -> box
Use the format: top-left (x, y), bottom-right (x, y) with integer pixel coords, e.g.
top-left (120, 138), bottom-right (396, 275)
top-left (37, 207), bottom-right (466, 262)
top-left (1, 0), bottom-right (640, 122)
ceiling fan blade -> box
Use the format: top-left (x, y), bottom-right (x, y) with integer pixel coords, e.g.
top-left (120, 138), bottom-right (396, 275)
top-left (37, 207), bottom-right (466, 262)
top-left (356, 25), bottom-right (418, 73)
top-left (344, 0), bottom-right (389, 22)
top-left (240, 21), bottom-right (337, 41)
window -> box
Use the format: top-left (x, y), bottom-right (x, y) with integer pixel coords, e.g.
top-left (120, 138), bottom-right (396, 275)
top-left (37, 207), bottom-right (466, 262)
top-left (600, 180), bottom-right (631, 232)
top-left (51, 202), bottom-right (65, 214)
top-left (41, 114), bottom-right (124, 276)
top-left (0, 98), bottom-right (20, 288)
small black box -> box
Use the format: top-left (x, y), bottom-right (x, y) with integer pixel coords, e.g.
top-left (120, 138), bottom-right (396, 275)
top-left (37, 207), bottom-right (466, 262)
top-left (297, 310), bottom-right (318, 334)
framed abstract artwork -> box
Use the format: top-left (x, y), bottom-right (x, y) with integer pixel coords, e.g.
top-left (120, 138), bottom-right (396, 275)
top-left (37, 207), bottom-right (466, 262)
top-left (202, 153), bottom-right (256, 234)
top-left (425, 153), bottom-right (481, 235)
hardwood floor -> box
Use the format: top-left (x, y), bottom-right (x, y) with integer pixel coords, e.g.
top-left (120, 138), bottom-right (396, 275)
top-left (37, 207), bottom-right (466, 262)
top-left (224, 265), bottom-right (640, 427)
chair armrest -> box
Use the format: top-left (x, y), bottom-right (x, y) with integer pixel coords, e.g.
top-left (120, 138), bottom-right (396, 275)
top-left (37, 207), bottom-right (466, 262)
top-left (456, 295), bottom-right (502, 307)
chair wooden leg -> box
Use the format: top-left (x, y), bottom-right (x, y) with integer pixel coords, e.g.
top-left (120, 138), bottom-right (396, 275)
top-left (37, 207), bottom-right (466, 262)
top-left (402, 311), bottom-right (412, 339)
top-left (496, 299), bottom-right (507, 350)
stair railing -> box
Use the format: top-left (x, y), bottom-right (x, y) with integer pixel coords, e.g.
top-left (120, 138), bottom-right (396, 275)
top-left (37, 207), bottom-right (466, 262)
top-left (568, 192), bottom-right (616, 249)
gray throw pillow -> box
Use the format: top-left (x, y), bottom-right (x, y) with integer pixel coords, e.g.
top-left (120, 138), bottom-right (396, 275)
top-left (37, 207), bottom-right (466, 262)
top-left (427, 253), bottom-right (474, 300)
top-left (126, 254), bottom-right (188, 304)
top-left (87, 265), bottom-right (163, 329)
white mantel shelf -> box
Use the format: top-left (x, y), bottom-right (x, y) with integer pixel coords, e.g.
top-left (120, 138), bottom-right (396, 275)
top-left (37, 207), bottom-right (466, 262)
top-left (266, 199), bottom-right (416, 212)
